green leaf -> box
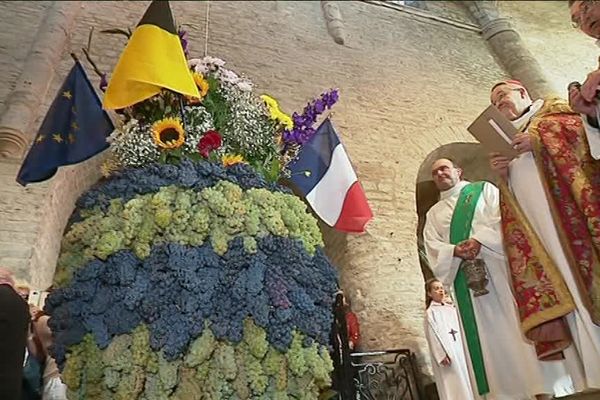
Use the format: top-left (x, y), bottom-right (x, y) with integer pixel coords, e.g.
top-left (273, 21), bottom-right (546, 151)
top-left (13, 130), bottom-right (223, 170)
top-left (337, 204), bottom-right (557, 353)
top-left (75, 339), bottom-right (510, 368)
top-left (158, 151), bottom-right (168, 164)
top-left (203, 77), bottom-right (230, 132)
top-left (268, 157), bottom-right (281, 181)
top-left (187, 153), bottom-right (202, 162)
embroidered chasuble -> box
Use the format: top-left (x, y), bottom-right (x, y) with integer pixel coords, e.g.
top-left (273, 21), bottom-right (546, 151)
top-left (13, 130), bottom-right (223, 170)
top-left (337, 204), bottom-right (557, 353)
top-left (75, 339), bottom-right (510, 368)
top-left (502, 97), bottom-right (600, 389)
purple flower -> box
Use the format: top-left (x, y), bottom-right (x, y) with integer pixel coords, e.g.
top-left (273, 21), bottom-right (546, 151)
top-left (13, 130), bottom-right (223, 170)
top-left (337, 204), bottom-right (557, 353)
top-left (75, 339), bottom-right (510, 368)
top-left (99, 74), bottom-right (108, 92)
top-left (326, 89), bottom-right (339, 106)
top-left (292, 112), bottom-right (304, 127)
top-left (283, 89), bottom-right (340, 145)
top-left (178, 29), bottom-right (189, 58)
top-left (314, 99), bottom-right (326, 113)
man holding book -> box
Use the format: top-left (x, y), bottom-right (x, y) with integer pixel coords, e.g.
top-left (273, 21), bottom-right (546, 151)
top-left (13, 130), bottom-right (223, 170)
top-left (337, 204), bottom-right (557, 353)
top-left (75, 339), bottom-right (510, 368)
top-left (489, 80), bottom-right (600, 393)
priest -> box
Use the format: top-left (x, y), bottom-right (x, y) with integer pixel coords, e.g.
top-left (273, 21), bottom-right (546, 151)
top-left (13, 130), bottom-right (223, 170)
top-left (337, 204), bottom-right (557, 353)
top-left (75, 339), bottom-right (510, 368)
top-left (489, 79), bottom-right (600, 392)
top-left (424, 158), bottom-right (572, 399)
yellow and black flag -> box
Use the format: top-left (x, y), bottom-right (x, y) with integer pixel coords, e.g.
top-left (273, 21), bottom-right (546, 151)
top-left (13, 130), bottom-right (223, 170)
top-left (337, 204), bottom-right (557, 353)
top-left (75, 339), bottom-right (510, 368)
top-left (103, 0), bottom-right (199, 110)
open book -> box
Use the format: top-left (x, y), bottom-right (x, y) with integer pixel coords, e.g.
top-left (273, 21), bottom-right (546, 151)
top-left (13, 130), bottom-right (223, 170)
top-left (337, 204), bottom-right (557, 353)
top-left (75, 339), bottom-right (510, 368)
top-left (467, 105), bottom-right (519, 158)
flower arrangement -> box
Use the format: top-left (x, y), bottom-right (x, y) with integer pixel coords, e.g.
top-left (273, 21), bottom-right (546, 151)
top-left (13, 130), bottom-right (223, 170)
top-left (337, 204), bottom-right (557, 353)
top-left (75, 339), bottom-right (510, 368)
top-left (46, 19), bottom-right (341, 399)
top-left (103, 53), bottom-right (338, 182)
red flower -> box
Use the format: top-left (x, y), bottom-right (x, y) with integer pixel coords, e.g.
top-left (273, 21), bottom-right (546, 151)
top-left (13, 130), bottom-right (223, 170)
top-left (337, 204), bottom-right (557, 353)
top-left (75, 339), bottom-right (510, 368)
top-left (198, 130), bottom-right (222, 158)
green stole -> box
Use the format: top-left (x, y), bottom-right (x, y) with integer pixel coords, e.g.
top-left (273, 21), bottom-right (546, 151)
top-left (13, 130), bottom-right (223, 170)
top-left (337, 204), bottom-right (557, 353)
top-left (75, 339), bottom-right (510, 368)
top-left (449, 181), bottom-right (489, 395)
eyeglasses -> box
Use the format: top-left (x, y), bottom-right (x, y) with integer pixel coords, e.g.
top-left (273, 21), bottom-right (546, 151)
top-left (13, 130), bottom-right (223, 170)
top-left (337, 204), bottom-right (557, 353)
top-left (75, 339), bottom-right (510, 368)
top-left (491, 88), bottom-right (520, 107)
top-left (571, 1), bottom-right (599, 29)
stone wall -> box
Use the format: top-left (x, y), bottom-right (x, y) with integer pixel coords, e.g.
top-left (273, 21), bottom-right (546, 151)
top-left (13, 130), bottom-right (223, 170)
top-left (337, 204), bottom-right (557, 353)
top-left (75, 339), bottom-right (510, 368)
top-left (1, 0), bottom-right (596, 377)
top-left (498, 1), bottom-right (598, 96)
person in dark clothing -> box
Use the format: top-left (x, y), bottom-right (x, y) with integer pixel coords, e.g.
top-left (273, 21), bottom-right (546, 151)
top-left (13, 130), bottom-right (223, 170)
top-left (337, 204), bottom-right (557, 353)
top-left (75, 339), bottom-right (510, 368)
top-left (0, 267), bottom-right (30, 400)
top-left (331, 291), bottom-right (356, 400)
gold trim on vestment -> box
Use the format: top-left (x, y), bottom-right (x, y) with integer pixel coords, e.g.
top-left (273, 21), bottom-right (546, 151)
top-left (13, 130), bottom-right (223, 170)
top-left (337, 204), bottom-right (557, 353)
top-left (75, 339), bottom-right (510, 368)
top-left (499, 181), bottom-right (575, 335)
top-left (528, 97), bottom-right (600, 324)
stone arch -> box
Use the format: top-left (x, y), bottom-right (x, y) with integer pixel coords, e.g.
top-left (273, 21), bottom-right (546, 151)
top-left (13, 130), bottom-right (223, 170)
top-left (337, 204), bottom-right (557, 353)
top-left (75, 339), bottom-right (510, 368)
top-left (415, 142), bottom-right (498, 280)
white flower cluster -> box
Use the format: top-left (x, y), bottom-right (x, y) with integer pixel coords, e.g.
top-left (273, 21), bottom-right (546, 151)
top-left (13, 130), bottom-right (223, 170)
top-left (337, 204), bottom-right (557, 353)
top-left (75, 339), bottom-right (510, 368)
top-left (181, 105), bottom-right (215, 153)
top-left (108, 106), bottom-right (215, 168)
top-left (108, 118), bottom-right (160, 168)
top-left (189, 56), bottom-right (253, 92)
top-left (219, 83), bottom-right (277, 161)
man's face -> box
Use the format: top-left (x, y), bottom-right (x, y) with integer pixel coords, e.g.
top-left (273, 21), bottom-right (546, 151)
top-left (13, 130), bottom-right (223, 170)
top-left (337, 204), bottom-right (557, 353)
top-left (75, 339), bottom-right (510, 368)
top-left (571, 1), bottom-right (600, 39)
top-left (431, 159), bottom-right (461, 191)
top-left (491, 84), bottom-right (531, 120)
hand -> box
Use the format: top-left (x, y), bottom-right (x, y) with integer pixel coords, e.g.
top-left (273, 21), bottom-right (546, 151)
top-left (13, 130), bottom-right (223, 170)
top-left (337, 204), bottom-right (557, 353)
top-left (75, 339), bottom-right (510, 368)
top-left (489, 152), bottom-right (510, 180)
top-left (463, 239), bottom-right (481, 260)
top-left (569, 85), bottom-right (597, 118)
top-left (581, 69), bottom-right (600, 103)
top-left (28, 304), bottom-right (43, 321)
top-left (441, 356), bottom-right (451, 366)
top-left (454, 239), bottom-right (481, 260)
top-left (512, 133), bottom-right (532, 154)
top-left (349, 342), bottom-right (354, 350)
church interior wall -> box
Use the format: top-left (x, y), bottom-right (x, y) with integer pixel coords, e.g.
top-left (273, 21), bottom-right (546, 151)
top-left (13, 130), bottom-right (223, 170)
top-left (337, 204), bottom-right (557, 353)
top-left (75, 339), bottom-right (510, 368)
top-left (2, 0), bottom-right (596, 379)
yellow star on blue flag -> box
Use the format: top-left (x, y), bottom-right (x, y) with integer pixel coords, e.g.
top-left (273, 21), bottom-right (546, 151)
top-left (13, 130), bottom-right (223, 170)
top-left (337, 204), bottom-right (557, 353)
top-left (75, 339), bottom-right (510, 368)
top-left (17, 61), bottom-right (114, 186)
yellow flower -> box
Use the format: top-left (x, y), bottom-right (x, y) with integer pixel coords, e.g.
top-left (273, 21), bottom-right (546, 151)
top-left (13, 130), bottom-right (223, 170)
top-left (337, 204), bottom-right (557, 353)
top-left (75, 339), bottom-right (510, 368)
top-left (151, 117), bottom-right (185, 149)
top-left (222, 154), bottom-right (245, 167)
top-left (100, 158), bottom-right (121, 177)
top-left (261, 94), bottom-right (293, 129)
top-left (261, 94), bottom-right (279, 110)
top-left (275, 112), bottom-right (293, 130)
top-left (188, 72), bottom-right (209, 104)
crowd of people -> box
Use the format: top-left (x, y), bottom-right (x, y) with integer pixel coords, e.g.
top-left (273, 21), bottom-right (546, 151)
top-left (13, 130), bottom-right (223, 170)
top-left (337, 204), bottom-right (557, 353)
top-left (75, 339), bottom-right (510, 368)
top-left (423, 2), bottom-right (600, 399)
top-left (0, 268), bottom-right (67, 400)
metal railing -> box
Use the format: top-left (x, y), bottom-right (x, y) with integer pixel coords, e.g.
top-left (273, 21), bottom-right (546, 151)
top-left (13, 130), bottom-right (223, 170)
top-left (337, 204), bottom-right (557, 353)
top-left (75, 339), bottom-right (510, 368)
top-left (350, 349), bottom-right (422, 400)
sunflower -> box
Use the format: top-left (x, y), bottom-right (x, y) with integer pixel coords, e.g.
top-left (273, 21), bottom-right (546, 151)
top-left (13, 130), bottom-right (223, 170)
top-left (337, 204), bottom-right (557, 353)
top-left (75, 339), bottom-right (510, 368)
top-left (151, 117), bottom-right (185, 149)
top-left (188, 72), bottom-right (210, 104)
top-left (222, 154), bottom-right (245, 167)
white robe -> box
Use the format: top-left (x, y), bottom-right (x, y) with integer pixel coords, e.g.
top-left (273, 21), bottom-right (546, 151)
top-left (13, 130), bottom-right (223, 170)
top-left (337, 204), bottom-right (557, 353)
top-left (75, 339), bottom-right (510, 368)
top-left (508, 101), bottom-right (600, 391)
top-left (424, 180), bottom-right (572, 399)
top-left (426, 300), bottom-right (475, 400)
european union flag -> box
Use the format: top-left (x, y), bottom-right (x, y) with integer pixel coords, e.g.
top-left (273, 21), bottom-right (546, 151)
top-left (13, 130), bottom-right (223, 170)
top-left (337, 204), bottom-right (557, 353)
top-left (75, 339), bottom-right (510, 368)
top-left (16, 61), bottom-right (114, 186)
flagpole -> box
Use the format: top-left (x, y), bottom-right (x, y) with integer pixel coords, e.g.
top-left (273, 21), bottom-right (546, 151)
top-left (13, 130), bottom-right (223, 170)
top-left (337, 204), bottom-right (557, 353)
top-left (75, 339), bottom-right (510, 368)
top-left (178, 94), bottom-right (187, 133)
top-left (204, 0), bottom-right (210, 57)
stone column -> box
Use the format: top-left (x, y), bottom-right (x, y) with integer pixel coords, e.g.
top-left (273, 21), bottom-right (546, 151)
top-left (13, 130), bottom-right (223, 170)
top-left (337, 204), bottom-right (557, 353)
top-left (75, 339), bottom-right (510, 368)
top-left (462, 1), bottom-right (555, 99)
top-left (0, 1), bottom-right (82, 159)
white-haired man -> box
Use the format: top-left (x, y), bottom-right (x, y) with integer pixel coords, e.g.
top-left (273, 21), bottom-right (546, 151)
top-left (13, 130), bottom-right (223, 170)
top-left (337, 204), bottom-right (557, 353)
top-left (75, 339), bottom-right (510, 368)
top-left (490, 79), bottom-right (600, 393)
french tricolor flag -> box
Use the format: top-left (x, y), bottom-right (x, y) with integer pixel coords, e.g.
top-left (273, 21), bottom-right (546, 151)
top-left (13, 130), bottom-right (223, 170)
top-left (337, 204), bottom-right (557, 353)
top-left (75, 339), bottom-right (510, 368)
top-left (288, 119), bottom-right (373, 233)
